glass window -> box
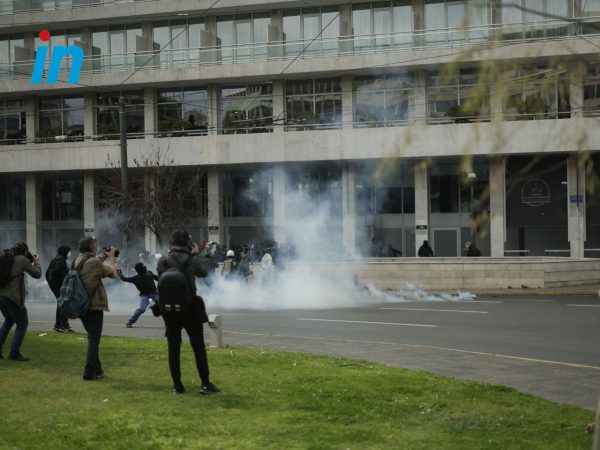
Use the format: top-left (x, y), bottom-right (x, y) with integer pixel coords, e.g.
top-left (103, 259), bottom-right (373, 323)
top-left (283, 7), bottom-right (339, 56)
top-left (0, 34), bottom-right (26, 79)
top-left (0, 99), bottom-right (26, 144)
top-left (157, 87), bottom-right (208, 135)
top-left (221, 83), bottom-right (273, 134)
top-left (96, 91), bottom-right (144, 138)
top-left (583, 64), bottom-right (600, 117)
top-left (286, 79), bottom-right (342, 130)
top-left (287, 166), bottom-right (342, 217)
top-left (38, 95), bottom-right (84, 142)
top-left (41, 179), bottom-right (83, 221)
top-left (0, 178), bottom-right (26, 222)
top-left (355, 73), bottom-right (415, 127)
top-left (224, 169), bottom-right (273, 217)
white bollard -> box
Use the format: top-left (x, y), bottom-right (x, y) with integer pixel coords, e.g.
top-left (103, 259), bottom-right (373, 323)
top-left (207, 315), bottom-right (223, 348)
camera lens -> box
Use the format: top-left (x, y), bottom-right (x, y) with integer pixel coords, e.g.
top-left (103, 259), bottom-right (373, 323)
top-left (114, 249), bottom-right (120, 258)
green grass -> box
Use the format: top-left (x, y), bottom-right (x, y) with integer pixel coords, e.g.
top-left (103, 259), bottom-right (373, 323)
top-left (0, 332), bottom-right (593, 450)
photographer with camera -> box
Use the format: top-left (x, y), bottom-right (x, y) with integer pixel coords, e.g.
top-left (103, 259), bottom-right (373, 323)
top-left (157, 230), bottom-right (220, 395)
top-left (74, 236), bottom-right (117, 381)
top-left (0, 242), bottom-right (41, 361)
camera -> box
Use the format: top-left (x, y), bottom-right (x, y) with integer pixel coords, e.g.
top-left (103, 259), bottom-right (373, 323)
top-left (100, 246), bottom-right (120, 258)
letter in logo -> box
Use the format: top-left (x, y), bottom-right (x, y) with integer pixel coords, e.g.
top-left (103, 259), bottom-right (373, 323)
top-left (30, 30), bottom-right (83, 85)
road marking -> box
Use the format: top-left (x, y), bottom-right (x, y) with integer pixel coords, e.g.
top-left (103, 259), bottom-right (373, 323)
top-left (379, 307), bottom-right (488, 314)
top-left (567, 304), bottom-right (600, 308)
top-left (225, 331), bottom-right (600, 371)
top-left (452, 300), bottom-right (502, 304)
top-left (297, 318), bottom-right (437, 328)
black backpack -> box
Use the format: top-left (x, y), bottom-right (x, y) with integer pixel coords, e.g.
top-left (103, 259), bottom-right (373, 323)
top-left (0, 248), bottom-right (15, 287)
top-left (158, 254), bottom-right (194, 315)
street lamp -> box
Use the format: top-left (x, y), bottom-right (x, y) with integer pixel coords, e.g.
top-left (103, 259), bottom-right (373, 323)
top-left (467, 172), bottom-right (477, 248)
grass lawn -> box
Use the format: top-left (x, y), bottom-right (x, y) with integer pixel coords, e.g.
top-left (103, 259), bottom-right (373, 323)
top-left (0, 331), bottom-right (594, 450)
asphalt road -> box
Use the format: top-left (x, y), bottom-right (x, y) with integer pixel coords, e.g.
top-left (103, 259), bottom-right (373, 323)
top-left (24, 295), bottom-right (600, 410)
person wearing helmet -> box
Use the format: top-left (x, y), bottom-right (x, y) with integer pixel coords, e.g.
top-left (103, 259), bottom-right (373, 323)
top-left (118, 262), bottom-right (159, 328)
top-left (221, 249), bottom-right (236, 280)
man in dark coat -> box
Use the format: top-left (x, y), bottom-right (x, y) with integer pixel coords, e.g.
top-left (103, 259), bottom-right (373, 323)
top-left (119, 262), bottom-right (159, 328)
top-left (46, 245), bottom-right (73, 332)
top-left (157, 230), bottom-right (220, 395)
top-left (418, 240), bottom-right (434, 257)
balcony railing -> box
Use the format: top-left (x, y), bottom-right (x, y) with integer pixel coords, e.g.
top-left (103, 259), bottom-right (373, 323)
top-left (0, 0), bottom-right (159, 15)
top-left (0, 19), bottom-right (597, 82)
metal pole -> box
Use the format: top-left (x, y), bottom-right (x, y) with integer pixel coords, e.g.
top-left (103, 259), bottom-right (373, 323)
top-left (119, 96), bottom-right (128, 194)
top-left (470, 182), bottom-right (475, 246)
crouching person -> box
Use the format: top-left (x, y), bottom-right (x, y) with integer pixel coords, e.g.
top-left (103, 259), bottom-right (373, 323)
top-left (157, 230), bottom-right (220, 395)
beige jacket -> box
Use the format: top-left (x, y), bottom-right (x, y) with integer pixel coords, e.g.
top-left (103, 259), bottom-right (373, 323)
top-left (0, 254), bottom-right (42, 307)
top-left (74, 253), bottom-right (115, 311)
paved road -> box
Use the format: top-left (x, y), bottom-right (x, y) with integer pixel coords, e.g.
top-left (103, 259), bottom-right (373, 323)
top-left (24, 295), bottom-right (600, 410)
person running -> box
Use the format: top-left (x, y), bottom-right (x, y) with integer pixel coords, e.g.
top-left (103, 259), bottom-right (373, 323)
top-left (118, 262), bottom-right (159, 328)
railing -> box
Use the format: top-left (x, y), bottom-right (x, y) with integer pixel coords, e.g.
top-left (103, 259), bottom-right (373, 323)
top-left (544, 249), bottom-right (570, 256)
top-left (0, 0), bottom-right (160, 15)
top-left (504, 249), bottom-right (530, 256)
top-left (0, 19), bottom-right (598, 81)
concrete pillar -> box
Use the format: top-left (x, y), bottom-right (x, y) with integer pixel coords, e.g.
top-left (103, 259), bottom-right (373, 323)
top-left (25, 97), bottom-right (36, 144)
top-left (413, 0), bottom-right (425, 47)
top-left (413, 70), bottom-right (427, 125)
top-left (84, 93), bottom-right (95, 138)
top-left (490, 78), bottom-right (503, 122)
top-left (83, 173), bottom-right (95, 236)
top-left (25, 174), bottom-right (41, 254)
top-left (207, 167), bottom-right (224, 244)
top-left (339, 3), bottom-right (353, 53)
top-left (272, 79), bottom-right (285, 133)
top-left (342, 162), bottom-right (357, 256)
top-left (273, 165), bottom-right (286, 244)
top-left (489, 156), bottom-right (506, 257)
top-left (80, 27), bottom-right (93, 72)
top-left (143, 172), bottom-right (157, 253)
top-left (414, 160), bottom-right (430, 255)
top-left (202, 16), bottom-right (218, 63)
top-left (268, 9), bottom-right (283, 58)
top-left (570, 60), bottom-right (585, 119)
top-left (567, 154), bottom-right (586, 258)
top-left (342, 74), bottom-right (353, 129)
top-left (208, 84), bottom-right (220, 135)
top-left (144, 87), bottom-right (156, 137)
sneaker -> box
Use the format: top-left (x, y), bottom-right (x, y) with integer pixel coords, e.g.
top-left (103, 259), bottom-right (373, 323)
top-left (173, 384), bottom-right (186, 394)
top-left (53, 326), bottom-right (65, 333)
top-left (126, 323), bottom-right (133, 328)
top-left (8, 354), bottom-right (29, 362)
top-left (200, 383), bottom-right (221, 395)
top-left (83, 374), bottom-right (104, 381)
top-left (64, 326), bottom-right (75, 333)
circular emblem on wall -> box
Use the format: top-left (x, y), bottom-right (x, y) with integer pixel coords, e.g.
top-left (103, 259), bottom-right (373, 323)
top-left (520, 178), bottom-right (551, 207)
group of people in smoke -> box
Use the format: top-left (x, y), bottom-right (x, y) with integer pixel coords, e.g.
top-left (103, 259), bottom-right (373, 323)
top-left (371, 237), bottom-right (481, 257)
top-left (0, 230), bottom-right (220, 395)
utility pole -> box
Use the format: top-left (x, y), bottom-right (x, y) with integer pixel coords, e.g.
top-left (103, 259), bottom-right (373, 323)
top-left (119, 96), bottom-right (128, 194)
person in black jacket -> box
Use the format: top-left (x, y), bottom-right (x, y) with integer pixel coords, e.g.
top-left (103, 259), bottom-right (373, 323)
top-left (157, 229), bottom-right (220, 396)
top-left (119, 262), bottom-right (159, 328)
top-left (418, 240), bottom-right (434, 257)
top-left (45, 245), bottom-right (73, 333)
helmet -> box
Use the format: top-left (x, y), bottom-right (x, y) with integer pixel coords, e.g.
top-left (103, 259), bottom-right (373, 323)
top-left (226, 250), bottom-right (235, 258)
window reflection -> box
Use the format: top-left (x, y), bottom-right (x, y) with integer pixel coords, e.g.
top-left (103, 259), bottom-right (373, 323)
top-left (223, 169), bottom-right (273, 217)
top-left (38, 95), bottom-right (84, 142)
top-left (355, 73), bottom-right (414, 127)
top-left (286, 79), bottom-right (342, 130)
top-left (0, 99), bottom-right (26, 144)
top-left (157, 87), bottom-right (208, 136)
top-left (96, 91), bottom-right (144, 138)
top-left (221, 83), bottom-right (273, 134)
top-left (41, 178), bottom-right (83, 221)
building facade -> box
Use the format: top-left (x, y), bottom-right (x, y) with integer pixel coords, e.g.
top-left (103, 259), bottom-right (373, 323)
top-left (0, 0), bottom-right (599, 260)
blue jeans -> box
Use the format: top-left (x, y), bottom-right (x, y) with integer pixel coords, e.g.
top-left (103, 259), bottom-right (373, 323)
top-left (128, 294), bottom-right (158, 325)
top-left (0, 296), bottom-right (28, 357)
top-left (81, 309), bottom-right (103, 377)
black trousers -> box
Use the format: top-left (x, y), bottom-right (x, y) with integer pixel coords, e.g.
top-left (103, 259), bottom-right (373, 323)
top-left (80, 310), bottom-right (103, 377)
top-left (162, 310), bottom-right (210, 387)
top-left (51, 288), bottom-right (69, 329)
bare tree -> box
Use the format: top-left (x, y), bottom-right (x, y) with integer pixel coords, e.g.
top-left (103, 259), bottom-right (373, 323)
top-left (98, 140), bottom-right (207, 247)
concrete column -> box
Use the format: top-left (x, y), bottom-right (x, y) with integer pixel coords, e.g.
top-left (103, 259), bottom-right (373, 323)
top-left (339, 3), bottom-right (353, 53)
top-left (141, 22), bottom-right (153, 51)
top-left (489, 156), bottom-right (506, 257)
top-left (202, 16), bottom-right (218, 63)
top-left (80, 27), bottom-right (93, 72)
top-left (413, 0), bottom-right (425, 47)
top-left (25, 97), bottom-right (36, 144)
top-left (414, 160), bottom-right (430, 255)
top-left (570, 60), bottom-right (585, 119)
top-left (144, 87), bottom-right (157, 137)
top-left (272, 79), bottom-right (285, 133)
top-left (207, 167), bottom-right (224, 244)
top-left (490, 78), bottom-right (503, 122)
top-left (413, 70), bottom-right (427, 125)
top-left (84, 93), bottom-right (95, 138)
top-left (208, 84), bottom-right (220, 135)
top-left (567, 154), bottom-right (586, 258)
top-left (268, 9), bottom-right (283, 58)
top-left (83, 173), bottom-right (95, 236)
top-left (342, 74), bottom-right (353, 129)
top-left (273, 165), bottom-right (286, 244)
top-left (25, 174), bottom-right (41, 254)
top-left (342, 162), bottom-right (356, 256)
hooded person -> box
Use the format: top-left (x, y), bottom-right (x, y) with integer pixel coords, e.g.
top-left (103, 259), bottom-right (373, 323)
top-left (118, 261), bottom-right (159, 328)
top-left (45, 245), bottom-right (73, 332)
